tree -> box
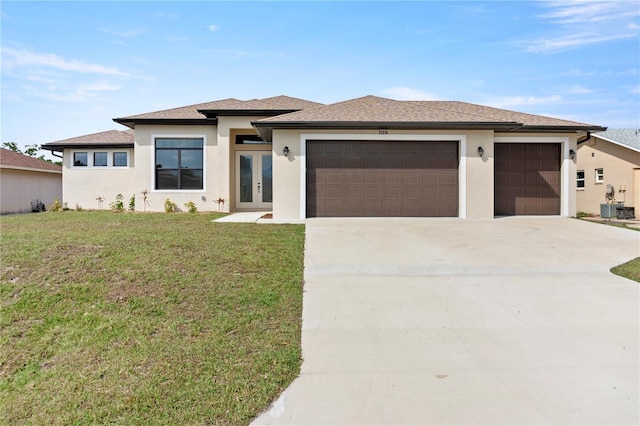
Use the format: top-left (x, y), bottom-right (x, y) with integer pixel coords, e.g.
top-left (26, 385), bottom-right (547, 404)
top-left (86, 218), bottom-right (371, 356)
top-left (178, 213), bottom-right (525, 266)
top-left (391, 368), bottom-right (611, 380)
top-left (2, 142), bottom-right (20, 152)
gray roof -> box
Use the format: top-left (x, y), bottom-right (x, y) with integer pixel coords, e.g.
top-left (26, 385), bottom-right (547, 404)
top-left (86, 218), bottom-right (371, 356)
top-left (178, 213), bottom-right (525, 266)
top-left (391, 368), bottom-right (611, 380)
top-left (43, 129), bottom-right (135, 151)
top-left (593, 129), bottom-right (640, 152)
top-left (256, 95), bottom-right (601, 128)
top-left (253, 95), bottom-right (605, 140)
top-left (114, 96), bottom-right (322, 126)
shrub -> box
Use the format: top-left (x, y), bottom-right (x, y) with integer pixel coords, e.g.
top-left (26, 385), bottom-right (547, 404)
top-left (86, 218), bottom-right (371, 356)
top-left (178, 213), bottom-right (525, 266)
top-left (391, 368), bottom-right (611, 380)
top-left (184, 201), bottom-right (198, 214)
top-left (164, 198), bottom-right (177, 213)
top-left (129, 195), bottom-right (135, 211)
top-left (50, 197), bottom-right (62, 212)
top-left (110, 194), bottom-right (124, 213)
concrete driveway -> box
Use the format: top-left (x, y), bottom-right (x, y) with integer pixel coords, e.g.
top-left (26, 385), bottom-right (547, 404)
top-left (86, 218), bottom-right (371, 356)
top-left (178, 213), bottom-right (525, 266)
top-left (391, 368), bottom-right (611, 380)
top-left (253, 218), bottom-right (639, 425)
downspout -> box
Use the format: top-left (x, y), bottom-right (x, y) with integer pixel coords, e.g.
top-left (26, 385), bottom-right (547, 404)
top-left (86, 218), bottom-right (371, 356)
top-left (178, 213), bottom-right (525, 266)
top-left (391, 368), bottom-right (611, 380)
top-left (577, 131), bottom-right (591, 145)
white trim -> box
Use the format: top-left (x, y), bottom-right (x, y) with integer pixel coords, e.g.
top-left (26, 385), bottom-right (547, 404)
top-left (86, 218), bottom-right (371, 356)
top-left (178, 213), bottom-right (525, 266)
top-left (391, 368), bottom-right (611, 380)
top-left (299, 133), bottom-right (467, 219)
top-left (494, 136), bottom-right (570, 216)
top-left (151, 134), bottom-right (207, 193)
top-left (69, 148), bottom-right (131, 169)
top-left (592, 134), bottom-right (640, 154)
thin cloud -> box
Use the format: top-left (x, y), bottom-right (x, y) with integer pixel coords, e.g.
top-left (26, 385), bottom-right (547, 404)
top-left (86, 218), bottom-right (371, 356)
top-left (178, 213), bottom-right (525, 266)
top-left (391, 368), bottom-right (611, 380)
top-left (2, 47), bottom-right (129, 77)
top-left (516, 0), bottom-right (639, 53)
top-left (100, 28), bottom-right (146, 38)
top-left (486, 95), bottom-right (563, 109)
top-left (564, 85), bottom-right (592, 94)
top-left (209, 24), bottom-right (219, 32)
top-left (380, 87), bottom-right (439, 101)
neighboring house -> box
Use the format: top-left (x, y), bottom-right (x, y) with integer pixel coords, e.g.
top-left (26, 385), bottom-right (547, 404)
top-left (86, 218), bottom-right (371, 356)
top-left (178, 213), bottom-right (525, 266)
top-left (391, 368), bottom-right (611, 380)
top-left (576, 129), bottom-right (640, 216)
top-left (42, 95), bottom-right (605, 219)
top-left (0, 148), bottom-right (62, 214)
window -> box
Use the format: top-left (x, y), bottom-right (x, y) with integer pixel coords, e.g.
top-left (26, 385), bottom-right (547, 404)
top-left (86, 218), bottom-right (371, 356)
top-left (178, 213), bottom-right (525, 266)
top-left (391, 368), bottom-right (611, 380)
top-left (94, 152), bottom-right (108, 167)
top-left (113, 152), bottom-right (128, 167)
top-left (595, 168), bottom-right (604, 183)
top-left (235, 135), bottom-right (270, 145)
top-left (577, 170), bottom-right (585, 189)
top-left (74, 152), bottom-right (87, 167)
top-left (155, 138), bottom-right (203, 190)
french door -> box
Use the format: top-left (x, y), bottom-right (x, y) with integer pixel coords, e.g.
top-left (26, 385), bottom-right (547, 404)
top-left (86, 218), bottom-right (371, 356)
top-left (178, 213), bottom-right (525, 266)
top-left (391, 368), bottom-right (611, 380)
top-left (236, 151), bottom-right (273, 209)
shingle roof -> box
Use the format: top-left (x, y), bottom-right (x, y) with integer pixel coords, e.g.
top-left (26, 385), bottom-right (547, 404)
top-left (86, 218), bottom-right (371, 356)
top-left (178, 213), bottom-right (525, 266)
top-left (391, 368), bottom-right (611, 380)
top-left (256, 95), bottom-right (602, 129)
top-left (593, 129), bottom-right (640, 152)
top-left (114, 96), bottom-right (322, 124)
top-left (42, 129), bottom-right (135, 151)
top-left (0, 148), bottom-right (62, 173)
top-left (116, 98), bottom-right (241, 121)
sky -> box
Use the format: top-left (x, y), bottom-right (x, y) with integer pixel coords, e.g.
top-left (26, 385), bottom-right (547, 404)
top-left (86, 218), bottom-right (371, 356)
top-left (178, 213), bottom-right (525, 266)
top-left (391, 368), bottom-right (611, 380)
top-left (1, 0), bottom-right (639, 157)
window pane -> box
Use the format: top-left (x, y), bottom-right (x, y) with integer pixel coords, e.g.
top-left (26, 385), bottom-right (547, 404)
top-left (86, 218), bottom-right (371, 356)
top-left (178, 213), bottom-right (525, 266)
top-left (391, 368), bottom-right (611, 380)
top-left (94, 152), bottom-right (107, 166)
top-left (156, 169), bottom-right (179, 189)
top-left (262, 155), bottom-right (273, 203)
top-left (239, 155), bottom-right (253, 202)
top-left (181, 150), bottom-right (203, 169)
top-left (113, 152), bottom-right (127, 167)
top-left (156, 138), bottom-right (203, 149)
top-left (156, 150), bottom-right (179, 169)
top-left (181, 169), bottom-right (203, 189)
top-left (577, 171), bottom-right (584, 179)
top-left (74, 152), bottom-right (87, 166)
top-left (577, 181), bottom-right (585, 188)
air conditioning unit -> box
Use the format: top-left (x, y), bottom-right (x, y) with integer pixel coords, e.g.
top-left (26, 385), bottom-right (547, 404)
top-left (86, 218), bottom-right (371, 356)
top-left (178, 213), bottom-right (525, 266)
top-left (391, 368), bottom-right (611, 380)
top-left (600, 203), bottom-right (624, 218)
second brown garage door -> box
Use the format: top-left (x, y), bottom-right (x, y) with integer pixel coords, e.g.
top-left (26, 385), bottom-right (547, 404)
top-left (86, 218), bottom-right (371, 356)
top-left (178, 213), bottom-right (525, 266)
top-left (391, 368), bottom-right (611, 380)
top-left (306, 140), bottom-right (459, 217)
top-left (494, 143), bottom-right (561, 216)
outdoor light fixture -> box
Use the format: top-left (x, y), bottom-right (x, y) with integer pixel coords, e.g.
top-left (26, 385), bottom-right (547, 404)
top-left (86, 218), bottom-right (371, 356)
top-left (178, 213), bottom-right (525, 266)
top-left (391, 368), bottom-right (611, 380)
top-left (477, 146), bottom-right (484, 157)
top-left (283, 146), bottom-right (290, 157)
top-left (201, 195), bottom-right (206, 201)
top-left (569, 149), bottom-right (576, 160)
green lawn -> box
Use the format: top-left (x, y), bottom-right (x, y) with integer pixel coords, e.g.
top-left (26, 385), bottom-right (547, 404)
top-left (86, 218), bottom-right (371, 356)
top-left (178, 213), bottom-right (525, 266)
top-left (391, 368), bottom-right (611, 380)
top-left (0, 211), bottom-right (305, 425)
top-left (611, 257), bottom-right (640, 283)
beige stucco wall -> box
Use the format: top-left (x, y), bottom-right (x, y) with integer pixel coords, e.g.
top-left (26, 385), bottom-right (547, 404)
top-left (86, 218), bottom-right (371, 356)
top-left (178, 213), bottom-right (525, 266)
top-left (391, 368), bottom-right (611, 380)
top-left (62, 148), bottom-right (135, 210)
top-left (272, 129), bottom-right (577, 220)
top-left (576, 137), bottom-right (640, 214)
top-left (0, 168), bottom-right (62, 213)
top-left (131, 117), bottom-right (268, 212)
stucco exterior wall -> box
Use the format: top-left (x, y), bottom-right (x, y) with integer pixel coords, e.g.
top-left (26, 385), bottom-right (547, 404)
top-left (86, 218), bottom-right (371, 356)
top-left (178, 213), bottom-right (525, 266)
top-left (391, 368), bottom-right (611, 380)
top-left (133, 124), bottom-right (218, 212)
top-left (272, 129), bottom-right (577, 220)
top-left (0, 168), bottom-right (62, 213)
top-left (576, 137), bottom-right (640, 214)
top-left (62, 148), bottom-right (135, 210)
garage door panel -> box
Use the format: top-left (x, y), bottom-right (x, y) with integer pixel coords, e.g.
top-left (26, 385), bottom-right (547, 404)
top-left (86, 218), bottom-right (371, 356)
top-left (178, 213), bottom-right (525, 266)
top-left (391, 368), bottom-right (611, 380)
top-left (495, 143), bottom-right (560, 216)
top-left (307, 141), bottom-right (459, 217)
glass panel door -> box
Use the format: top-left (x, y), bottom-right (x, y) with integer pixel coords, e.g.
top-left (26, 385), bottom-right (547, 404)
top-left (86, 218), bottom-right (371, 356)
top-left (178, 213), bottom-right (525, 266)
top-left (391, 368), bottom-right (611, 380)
top-left (235, 152), bottom-right (273, 209)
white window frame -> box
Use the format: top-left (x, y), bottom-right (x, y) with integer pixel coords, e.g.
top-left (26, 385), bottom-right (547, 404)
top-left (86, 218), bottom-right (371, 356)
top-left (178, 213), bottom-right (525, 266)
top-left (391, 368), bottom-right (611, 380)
top-left (113, 152), bottom-right (128, 167)
top-left (70, 149), bottom-right (132, 168)
top-left (595, 168), bottom-right (604, 183)
top-left (576, 170), bottom-right (585, 190)
top-left (93, 152), bottom-right (108, 167)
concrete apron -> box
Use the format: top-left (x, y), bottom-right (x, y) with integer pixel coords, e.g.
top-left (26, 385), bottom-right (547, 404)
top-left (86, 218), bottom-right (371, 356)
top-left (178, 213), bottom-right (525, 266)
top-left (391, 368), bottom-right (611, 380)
top-left (252, 217), bottom-right (639, 425)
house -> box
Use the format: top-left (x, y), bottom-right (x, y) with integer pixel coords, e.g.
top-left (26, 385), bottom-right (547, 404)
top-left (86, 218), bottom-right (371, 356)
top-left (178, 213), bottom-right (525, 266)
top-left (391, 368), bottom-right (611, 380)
top-left (42, 95), bottom-right (605, 219)
top-left (0, 148), bottom-right (62, 213)
top-left (576, 129), bottom-right (640, 216)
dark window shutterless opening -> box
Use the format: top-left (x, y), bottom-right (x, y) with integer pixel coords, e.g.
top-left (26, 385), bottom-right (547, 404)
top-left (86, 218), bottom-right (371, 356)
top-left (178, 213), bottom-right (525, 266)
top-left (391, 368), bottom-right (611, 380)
top-left (155, 138), bottom-right (203, 190)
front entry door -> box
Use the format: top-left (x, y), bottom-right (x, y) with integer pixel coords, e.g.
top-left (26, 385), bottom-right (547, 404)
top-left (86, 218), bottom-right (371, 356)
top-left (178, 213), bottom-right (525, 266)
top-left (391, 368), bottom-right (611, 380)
top-left (236, 151), bottom-right (273, 209)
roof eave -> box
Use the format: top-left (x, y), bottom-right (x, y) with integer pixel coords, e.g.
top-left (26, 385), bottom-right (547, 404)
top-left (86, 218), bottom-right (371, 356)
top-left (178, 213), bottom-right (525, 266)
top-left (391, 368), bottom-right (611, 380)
top-left (112, 118), bottom-right (217, 128)
top-left (0, 164), bottom-right (62, 174)
top-left (513, 125), bottom-right (608, 133)
top-left (198, 109), bottom-right (301, 118)
top-left (42, 143), bottom-right (135, 152)
top-left (252, 121), bottom-right (523, 130)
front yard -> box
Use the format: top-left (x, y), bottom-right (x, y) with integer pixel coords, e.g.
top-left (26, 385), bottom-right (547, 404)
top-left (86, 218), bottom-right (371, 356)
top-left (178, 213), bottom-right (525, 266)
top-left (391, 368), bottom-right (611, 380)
top-left (0, 211), bottom-right (305, 425)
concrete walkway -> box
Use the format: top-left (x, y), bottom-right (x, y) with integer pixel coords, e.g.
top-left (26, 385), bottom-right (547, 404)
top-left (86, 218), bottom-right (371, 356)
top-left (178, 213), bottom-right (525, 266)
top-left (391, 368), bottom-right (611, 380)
top-left (253, 217), bottom-right (639, 425)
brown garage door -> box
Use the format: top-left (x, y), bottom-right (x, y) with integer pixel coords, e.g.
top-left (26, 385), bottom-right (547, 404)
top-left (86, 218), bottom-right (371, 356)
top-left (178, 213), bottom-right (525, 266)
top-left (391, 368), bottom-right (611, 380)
top-left (494, 143), bottom-right (560, 216)
top-left (306, 140), bottom-right (458, 217)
